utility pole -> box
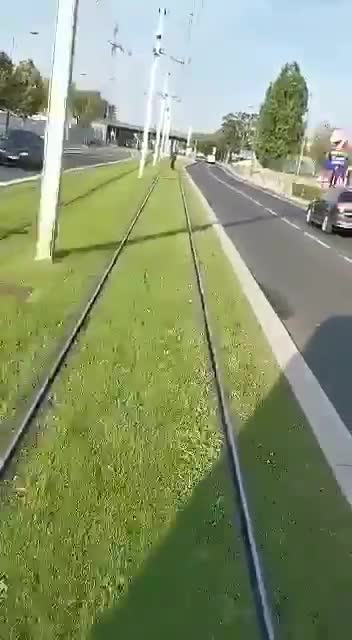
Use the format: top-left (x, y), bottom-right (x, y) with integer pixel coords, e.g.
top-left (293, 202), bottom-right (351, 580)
top-left (162, 94), bottom-right (181, 157)
top-left (153, 72), bottom-right (169, 165)
top-left (186, 125), bottom-right (192, 155)
top-left (36, 0), bottom-right (79, 261)
top-left (164, 98), bottom-right (171, 156)
top-left (297, 91), bottom-right (311, 177)
top-left (160, 96), bottom-right (169, 157)
top-left (138, 8), bottom-right (166, 179)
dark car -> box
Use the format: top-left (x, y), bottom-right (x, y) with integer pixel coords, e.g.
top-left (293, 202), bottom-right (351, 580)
top-left (0, 129), bottom-right (44, 170)
top-left (306, 187), bottom-right (352, 233)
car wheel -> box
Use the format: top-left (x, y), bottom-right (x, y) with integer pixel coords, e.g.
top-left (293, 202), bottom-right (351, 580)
top-left (306, 207), bottom-right (312, 224)
top-left (322, 214), bottom-right (332, 234)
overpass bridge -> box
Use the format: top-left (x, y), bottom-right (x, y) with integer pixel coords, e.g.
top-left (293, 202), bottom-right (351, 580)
top-left (0, 112), bottom-right (187, 149)
top-left (91, 119), bottom-right (187, 149)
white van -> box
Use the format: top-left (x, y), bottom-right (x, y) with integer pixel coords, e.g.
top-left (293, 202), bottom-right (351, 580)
top-left (206, 153), bottom-right (216, 164)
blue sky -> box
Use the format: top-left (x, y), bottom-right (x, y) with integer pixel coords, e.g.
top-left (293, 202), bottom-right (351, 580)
top-left (1, 0), bottom-right (351, 132)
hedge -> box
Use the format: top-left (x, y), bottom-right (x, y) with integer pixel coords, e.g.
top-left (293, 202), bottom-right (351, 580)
top-left (291, 182), bottom-right (321, 201)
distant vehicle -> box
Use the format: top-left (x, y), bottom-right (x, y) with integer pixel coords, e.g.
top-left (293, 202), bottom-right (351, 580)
top-left (196, 151), bottom-right (205, 160)
top-left (306, 187), bottom-right (352, 233)
top-left (0, 129), bottom-right (44, 170)
top-left (206, 153), bottom-right (216, 164)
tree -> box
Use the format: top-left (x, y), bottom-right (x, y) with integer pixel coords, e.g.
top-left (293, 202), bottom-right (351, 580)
top-left (309, 121), bottom-right (333, 169)
top-left (0, 51), bottom-right (14, 111)
top-left (70, 88), bottom-right (107, 125)
top-left (255, 62), bottom-right (308, 167)
top-left (221, 112), bottom-right (242, 153)
top-left (11, 59), bottom-right (45, 119)
top-left (220, 111), bottom-right (259, 156)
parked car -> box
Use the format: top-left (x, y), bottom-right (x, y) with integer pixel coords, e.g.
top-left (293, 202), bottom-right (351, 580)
top-left (306, 187), bottom-right (352, 233)
top-left (0, 129), bottom-right (44, 170)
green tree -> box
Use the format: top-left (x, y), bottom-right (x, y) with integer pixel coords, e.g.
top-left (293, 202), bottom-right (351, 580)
top-left (309, 121), bottom-right (333, 169)
top-left (0, 51), bottom-right (14, 111)
top-left (70, 88), bottom-right (107, 125)
top-left (255, 62), bottom-right (308, 167)
top-left (11, 59), bottom-right (45, 119)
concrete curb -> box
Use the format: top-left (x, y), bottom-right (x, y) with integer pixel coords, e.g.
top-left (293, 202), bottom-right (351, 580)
top-left (0, 157), bottom-right (132, 189)
top-left (186, 168), bottom-right (352, 508)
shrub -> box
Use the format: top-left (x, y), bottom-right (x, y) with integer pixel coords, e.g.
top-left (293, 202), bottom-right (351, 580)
top-left (292, 182), bottom-right (321, 201)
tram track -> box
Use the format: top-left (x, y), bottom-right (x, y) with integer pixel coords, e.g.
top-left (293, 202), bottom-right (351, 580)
top-left (0, 174), bottom-right (160, 477)
top-left (1, 169), bottom-right (275, 638)
top-left (179, 175), bottom-right (275, 640)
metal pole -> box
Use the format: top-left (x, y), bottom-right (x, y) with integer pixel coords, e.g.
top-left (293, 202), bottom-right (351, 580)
top-left (153, 72), bottom-right (169, 165)
top-left (187, 125), bottom-right (192, 148)
top-left (165, 98), bottom-right (171, 156)
top-left (36, 0), bottom-right (79, 261)
top-left (297, 92), bottom-right (311, 177)
top-left (138, 8), bottom-right (166, 179)
top-left (160, 98), bottom-right (169, 156)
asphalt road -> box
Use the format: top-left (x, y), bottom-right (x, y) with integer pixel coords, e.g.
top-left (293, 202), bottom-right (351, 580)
top-left (0, 146), bottom-right (132, 184)
top-left (188, 161), bottom-right (352, 433)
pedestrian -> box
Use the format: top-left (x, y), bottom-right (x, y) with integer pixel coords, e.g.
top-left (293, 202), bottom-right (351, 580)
top-left (170, 150), bottom-right (177, 170)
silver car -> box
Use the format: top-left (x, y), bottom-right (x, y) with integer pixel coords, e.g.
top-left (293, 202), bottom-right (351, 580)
top-left (306, 187), bottom-right (352, 233)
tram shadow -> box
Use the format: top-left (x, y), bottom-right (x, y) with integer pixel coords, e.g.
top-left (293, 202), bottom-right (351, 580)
top-left (90, 316), bottom-right (352, 639)
top-left (90, 452), bottom-right (258, 639)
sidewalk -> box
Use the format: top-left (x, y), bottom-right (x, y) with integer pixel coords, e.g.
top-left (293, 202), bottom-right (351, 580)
top-left (1, 165), bottom-right (352, 637)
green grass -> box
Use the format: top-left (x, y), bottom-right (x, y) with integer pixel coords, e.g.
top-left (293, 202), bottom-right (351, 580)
top-left (0, 171), bottom-right (258, 639)
top-left (1, 164), bottom-right (352, 638)
top-left (0, 160), bottom-right (158, 438)
top-left (185, 176), bottom-right (352, 637)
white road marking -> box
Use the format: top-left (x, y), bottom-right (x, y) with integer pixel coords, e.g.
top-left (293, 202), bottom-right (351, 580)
top-left (188, 168), bottom-right (352, 508)
top-left (219, 163), bottom-right (307, 211)
top-left (265, 207), bottom-right (278, 216)
top-left (282, 217), bottom-right (301, 230)
top-left (0, 156), bottom-right (132, 188)
top-left (343, 255), bottom-right (352, 264)
top-left (304, 232), bottom-right (330, 248)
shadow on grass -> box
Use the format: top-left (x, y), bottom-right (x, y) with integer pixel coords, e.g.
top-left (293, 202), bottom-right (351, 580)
top-left (0, 165), bottom-right (137, 245)
top-left (90, 456), bottom-right (258, 640)
top-left (89, 317), bottom-right (352, 638)
top-left (0, 223), bottom-right (31, 240)
top-left (55, 216), bottom-right (272, 260)
top-left (61, 164), bottom-right (138, 209)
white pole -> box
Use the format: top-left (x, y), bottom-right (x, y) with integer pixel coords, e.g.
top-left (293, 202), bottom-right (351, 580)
top-left (165, 99), bottom-right (171, 155)
top-left (297, 91), bottom-right (311, 177)
top-left (138, 8), bottom-right (166, 179)
top-left (187, 125), bottom-right (192, 148)
top-left (153, 72), bottom-right (169, 165)
top-left (36, 0), bottom-right (79, 261)
top-left (160, 99), bottom-right (169, 156)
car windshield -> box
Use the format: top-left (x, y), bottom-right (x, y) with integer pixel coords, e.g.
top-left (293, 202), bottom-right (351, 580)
top-left (338, 191), bottom-right (352, 203)
top-left (8, 130), bottom-right (40, 145)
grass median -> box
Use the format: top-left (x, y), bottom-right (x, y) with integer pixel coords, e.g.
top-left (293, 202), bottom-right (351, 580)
top-left (185, 174), bottom-right (352, 638)
top-left (0, 171), bottom-right (258, 639)
top-left (1, 164), bottom-right (352, 638)
top-left (0, 159), bottom-right (154, 435)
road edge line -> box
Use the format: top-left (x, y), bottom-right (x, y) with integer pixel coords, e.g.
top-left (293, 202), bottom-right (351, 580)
top-left (219, 163), bottom-right (307, 211)
top-left (186, 169), bottom-right (352, 508)
top-left (0, 157), bottom-right (132, 189)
